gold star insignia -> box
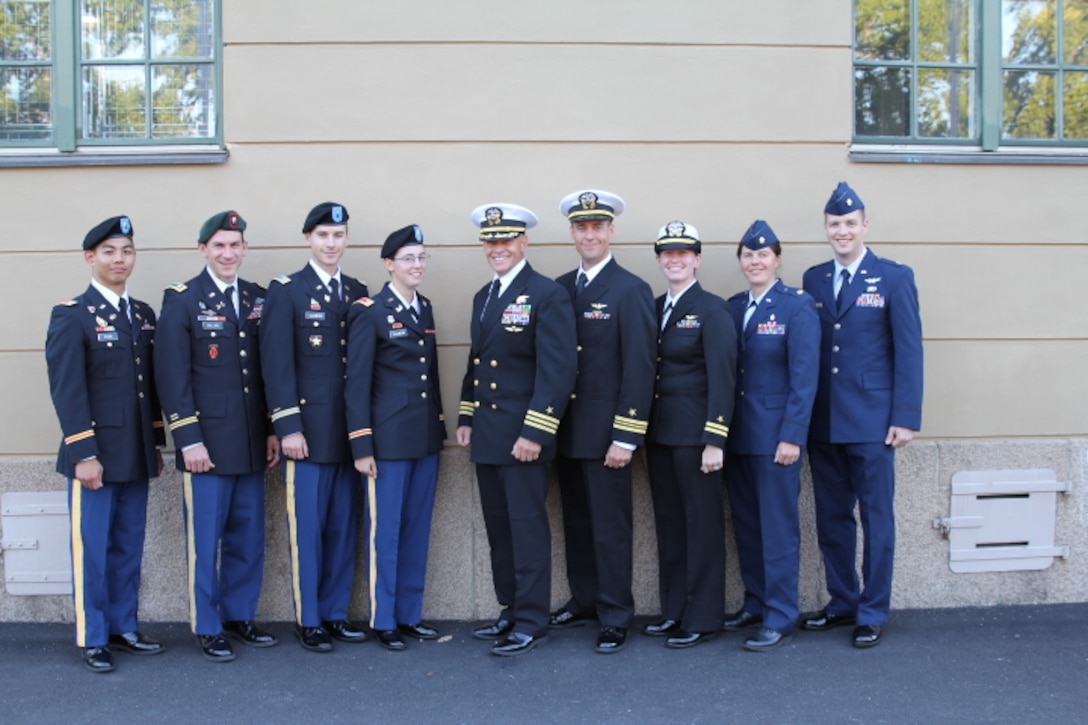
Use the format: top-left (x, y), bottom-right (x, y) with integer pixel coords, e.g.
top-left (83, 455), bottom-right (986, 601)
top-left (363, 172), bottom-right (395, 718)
top-left (546, 406), bottom-right (554, 415)
top-left (717, 415), bottom-right (725, 423)
top-left (629, 408), bottom-right (637, 417)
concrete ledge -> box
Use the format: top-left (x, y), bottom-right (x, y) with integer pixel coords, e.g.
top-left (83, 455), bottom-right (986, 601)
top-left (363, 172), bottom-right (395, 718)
top-left (1, 438), bottom-right (1085, 623)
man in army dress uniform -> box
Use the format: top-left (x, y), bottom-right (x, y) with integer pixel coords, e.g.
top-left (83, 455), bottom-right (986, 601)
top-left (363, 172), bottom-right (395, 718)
top-left (550, 190), bottom-right (656, 654)
top-left (45, 216), bottom-right (167, 673)
top-left (260, 202), bottom-right (370, 652)
top-left (155, 210), bottom-right (281, 662)
top-left (457, 203), bottom-right (577, 657)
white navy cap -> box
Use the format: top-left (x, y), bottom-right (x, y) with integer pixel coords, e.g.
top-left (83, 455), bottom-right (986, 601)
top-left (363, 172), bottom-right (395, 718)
top-left (654, 220), bottom-right (701, 254)
top-left (559, 190), bottom-right (625, 222)
top-left (471, 203), bottom-right (539, 241)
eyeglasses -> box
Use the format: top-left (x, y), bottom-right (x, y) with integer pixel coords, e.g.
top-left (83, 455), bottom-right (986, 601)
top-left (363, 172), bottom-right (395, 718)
top-left (393, 254), bottom-right (430, 264)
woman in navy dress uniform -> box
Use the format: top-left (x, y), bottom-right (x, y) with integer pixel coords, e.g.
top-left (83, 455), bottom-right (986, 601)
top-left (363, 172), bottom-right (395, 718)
top-left (644, 221), bottom-right (737, 649)
top-left (723, 220), bottom-right (819, 652)
top-left (345, 224), bottom-right (445, 652)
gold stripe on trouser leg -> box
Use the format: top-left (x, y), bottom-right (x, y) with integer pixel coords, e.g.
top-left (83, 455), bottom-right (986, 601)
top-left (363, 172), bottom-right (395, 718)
top-left (285, 460), bottom-right (303, 625)
top-left (70, 480), bottom-right (86, 647)
top-left (367, 474), bottom-right (378, 628)
top-left (183, 472), bottom-right (198, 632)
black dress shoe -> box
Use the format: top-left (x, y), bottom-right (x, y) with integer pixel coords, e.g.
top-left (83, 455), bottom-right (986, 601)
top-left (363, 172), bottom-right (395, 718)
top-left (376, 630), bottom-right (407, 651)
top-left (491, 632), bottom-right (547, 657)
top-left (595, 626), bottom-right (627, 654)
top-left (323, 619), bottom-right (369, 643)
top-left (723, 610), bottom-right (763, 631)
top-left (801, 610), bottom-right (857, 631)
top-left (108, 631), bottom-right (166, 656)
top-left (223, 620), bottom-right (278, 648)
top-left (743, 627), bottom-right (792, 653)
top-left (82, 646), bottom-right (115, 673)
top-left (852, 624), bottom-right (883, 649)
top-left (549, 607), bottom-right (590, 628)
top-left (197, 634), bottom-right (235, 662)
top-left (294, 624), bottom-right (333, 652)
top-left (642, 619), bottom-right (680, 637)
top-left (398, 622), bottom-right (440, 640)
top-left (472, 617), bottom-right (514, 641)
top-left (665, 630), bottom-right (719, 649)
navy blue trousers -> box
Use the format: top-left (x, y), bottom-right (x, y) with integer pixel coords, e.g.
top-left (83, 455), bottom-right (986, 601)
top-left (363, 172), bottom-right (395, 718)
top-left (283, 460), bottom-right (360, 627)
top-left (363, 454), bottom-right (439, 631)
top-left (68, 478), bottom-right (148, 647)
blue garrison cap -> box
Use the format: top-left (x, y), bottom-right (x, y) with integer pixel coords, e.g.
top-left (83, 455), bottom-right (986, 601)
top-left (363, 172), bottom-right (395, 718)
top-left (740, 219), bottom-right (779, 249)
top-left (303, 202), bottom-right (349, 233)
top-left (824, 182), bottom-right (864, 215)
top-left (83, 215), bottom-right (133, 250)
top-left (381, 224), bottom-right (424, 258)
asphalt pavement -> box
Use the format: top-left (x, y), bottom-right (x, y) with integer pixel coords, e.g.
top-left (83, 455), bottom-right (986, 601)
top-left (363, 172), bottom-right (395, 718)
top-left (2, 604), bottom-right (1086, 724)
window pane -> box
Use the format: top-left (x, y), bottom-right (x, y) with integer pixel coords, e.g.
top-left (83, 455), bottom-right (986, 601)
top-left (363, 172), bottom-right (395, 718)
top-left (918, 68), bottom-right (976, 137)
top-left (151, 63), bottom-right (213, 137)
top-left (1003, 0), bottom-right (1056, 65)
top-left (83, 64), bottom-right (146, 138)
top-left (1065, 0), bottom-right (1088, 64)
top-left (1, 1), bottom-right (51, 61)
top-left (151, 0), bottom-right (213, 59)
top-left (855, 66), bottom-right (912, 136)
top-left (82, 0), bottom-right (146, 60)
top-left (0, 66), bottom-right (51, 140)
top-left (918, 0), bottom-right (974, 63)
top-left (1003, 69), bottom-right (1056, 138)
top-left (1063, 70), bottom-right (1088, 139)
top-left (856, 0), bottom-right (912, 61)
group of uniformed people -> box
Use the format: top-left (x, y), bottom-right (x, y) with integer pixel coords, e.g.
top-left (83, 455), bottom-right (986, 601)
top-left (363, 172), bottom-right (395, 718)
top-left (45, 181), bottom-right (922, 672)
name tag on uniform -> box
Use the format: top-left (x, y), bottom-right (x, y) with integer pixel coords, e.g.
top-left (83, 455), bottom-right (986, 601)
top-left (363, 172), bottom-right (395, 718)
top-left (389, 329), bottom-right (409, 339)
top-left (305, 310), bottom-right (326, 321)
top-left (97, 331), bottom-right (119, 342)
top-left (201, 320), bottom-right (225, 330)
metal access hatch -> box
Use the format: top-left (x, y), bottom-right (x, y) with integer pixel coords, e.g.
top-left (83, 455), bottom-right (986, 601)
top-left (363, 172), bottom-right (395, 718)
top-left (933, 469), bottom-right (1070, 573)
top-left (1, 491), bottom-right (72, 595)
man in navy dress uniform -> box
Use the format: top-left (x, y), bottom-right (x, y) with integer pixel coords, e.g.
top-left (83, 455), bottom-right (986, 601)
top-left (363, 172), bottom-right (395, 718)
top-left (550, 190), bottom-right (656, 654)
top-left (260, 202), bottom-right (370, 652)
top-left (801, 182), bottom-right (923, 648)
top-left (456, 203), bottom-right (577, 657)
top-left (346, 224), bottom-right (445, 652)
top-left (724, 220), bottom-right (820, 652)
top-left (155, 211), bottom-right (281, 662)
top-left (45, 216), bottom-right (167, 673)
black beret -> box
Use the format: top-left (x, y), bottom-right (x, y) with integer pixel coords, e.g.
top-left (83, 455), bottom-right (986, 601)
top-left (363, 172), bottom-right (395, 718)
top-left (83, 215), bottom-right (134, 251)
top-left (198, 210), bottom-right (246, 245)
top-left (302, 202), bottom-right (349, 233)
top-left (381, 224), bottom-right (423, 258)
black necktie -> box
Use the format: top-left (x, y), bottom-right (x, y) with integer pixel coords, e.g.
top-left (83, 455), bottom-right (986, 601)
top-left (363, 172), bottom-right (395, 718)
top-left (480, 279), bottom-right (501, 322)
top-left (328, 278), bottom-right (340, 310)
top-left (661, 301), bottom-right (673, 331)
top-left (224, 285), bottom-right (237, 321)
top-left (836, 269), bottom-right (851, 312)
top-left (575, 271), bottom-right (587, 295)
top-left (116, 298), bottom-right (132, 333)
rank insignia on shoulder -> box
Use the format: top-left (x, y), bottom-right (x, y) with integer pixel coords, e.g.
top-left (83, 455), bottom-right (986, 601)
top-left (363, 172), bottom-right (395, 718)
top-left (354, 297), bottom-right (375, 307)
top-left (166, 282), bottom-right (188, 293)
top-left (796, 289), bottom-right (804, 295)
top-left (58, 299), bottom-right (78, 306)
top-left (273, 275), bottom-right (292, 285)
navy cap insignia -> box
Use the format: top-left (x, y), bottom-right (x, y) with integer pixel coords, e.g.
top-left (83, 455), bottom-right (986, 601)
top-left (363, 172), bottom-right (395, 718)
top-left (579, 192), bottom-right (598, 209)
top-left (485, 207), bottom-right (503, 226)
top-left (666, 221), bottom-right (686, 238)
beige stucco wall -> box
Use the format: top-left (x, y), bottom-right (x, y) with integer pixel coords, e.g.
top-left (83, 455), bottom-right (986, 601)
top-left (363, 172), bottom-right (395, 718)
top-left (0, 0), bottom-right (1084, 621)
